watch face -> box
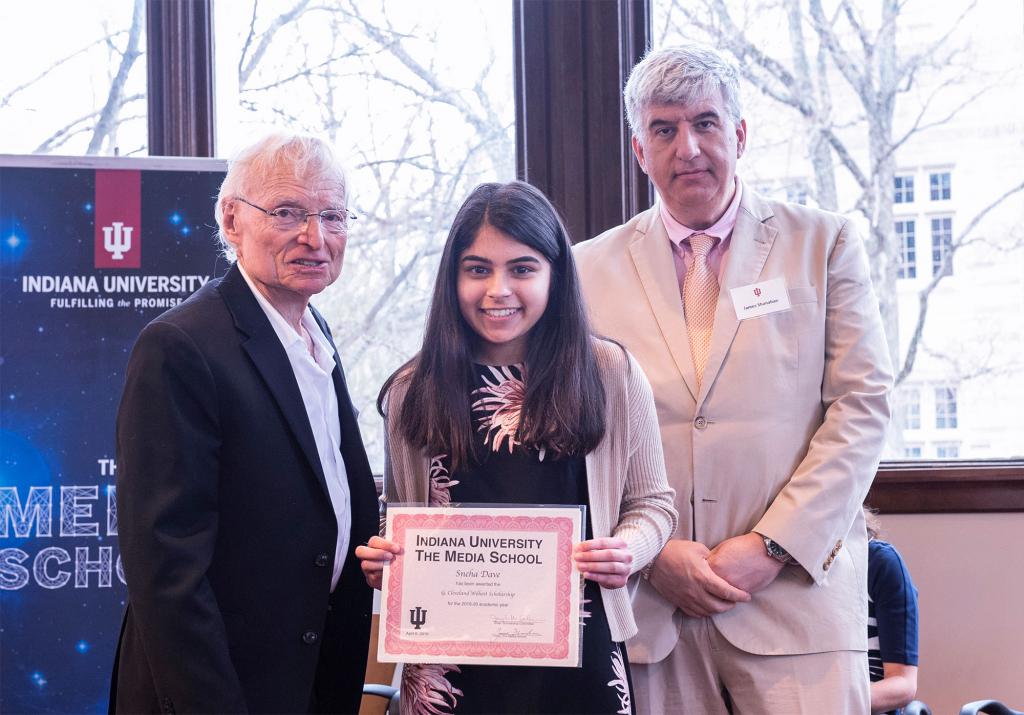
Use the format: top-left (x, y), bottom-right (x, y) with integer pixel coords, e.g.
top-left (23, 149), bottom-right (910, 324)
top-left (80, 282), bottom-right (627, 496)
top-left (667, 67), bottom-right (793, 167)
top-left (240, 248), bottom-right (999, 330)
top-left (764, 537), bottom-right (789, 561)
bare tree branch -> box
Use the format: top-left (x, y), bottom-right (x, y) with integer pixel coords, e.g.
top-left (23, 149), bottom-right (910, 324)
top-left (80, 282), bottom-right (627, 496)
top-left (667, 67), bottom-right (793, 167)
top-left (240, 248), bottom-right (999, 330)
top-left (1, 34), bottom-right (124, 110)
top-left (34, 94), bottom-right (143, 154)
top-left (896, 179), bottom-right (1024, 384)
top-left (86, 0), bottom-right (144, 154)
top-left (238, 0), bottom-right (312, 87)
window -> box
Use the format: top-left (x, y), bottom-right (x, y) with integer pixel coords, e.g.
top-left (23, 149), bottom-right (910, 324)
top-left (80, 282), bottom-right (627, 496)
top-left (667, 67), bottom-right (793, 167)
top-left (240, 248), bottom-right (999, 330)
top-left (0, 2), bottom-right (147, 155)
top-left (902, 445), bottom-right (923, 459)
top-left (896, 220), bottom-right (917, 279)
top-left (786, 185), bottom-right (809, 205)
top-left (930, 171), bottom-right (952, 200)
top-left (935, 442), bottom-right (960, 458)
top-left (653, 0), bottom-right (1022, 463)
top-left (894, 175), bottom-right (915, 203)
top-left (900, 387), bottom-right (921, 429)
top-left (213, 0), bottom-right (514, 472)
top-left (931, 217), bottom-right (954, 276)
top-left (935, 386), bottom-right (959, 429)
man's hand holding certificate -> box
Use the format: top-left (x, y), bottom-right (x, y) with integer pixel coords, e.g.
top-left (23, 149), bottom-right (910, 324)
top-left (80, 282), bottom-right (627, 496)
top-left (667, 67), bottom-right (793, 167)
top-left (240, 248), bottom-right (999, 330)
top-left (375, 506), bottom-right (584, 667)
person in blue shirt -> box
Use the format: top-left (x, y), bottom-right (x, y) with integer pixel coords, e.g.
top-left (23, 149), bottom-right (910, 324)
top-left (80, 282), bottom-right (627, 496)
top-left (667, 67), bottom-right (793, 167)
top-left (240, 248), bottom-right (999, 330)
top-left (865, 508), bottom-right (920, 715)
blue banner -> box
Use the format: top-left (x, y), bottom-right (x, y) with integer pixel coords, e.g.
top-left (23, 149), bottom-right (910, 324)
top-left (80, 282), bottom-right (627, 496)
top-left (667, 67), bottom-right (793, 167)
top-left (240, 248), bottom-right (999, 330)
top-left (1, 157), bottom-right (226, 714)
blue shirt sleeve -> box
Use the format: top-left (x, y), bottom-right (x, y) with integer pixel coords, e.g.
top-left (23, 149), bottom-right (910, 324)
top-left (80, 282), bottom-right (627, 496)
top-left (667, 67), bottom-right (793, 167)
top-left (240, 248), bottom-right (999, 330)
top-left (868, 540), bottom-right (920, 666)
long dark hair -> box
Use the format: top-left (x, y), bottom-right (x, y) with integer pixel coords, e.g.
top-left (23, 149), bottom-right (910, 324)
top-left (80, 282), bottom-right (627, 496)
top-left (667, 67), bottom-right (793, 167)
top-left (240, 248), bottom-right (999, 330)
top-left (378, 181), bottom-right (606, 471)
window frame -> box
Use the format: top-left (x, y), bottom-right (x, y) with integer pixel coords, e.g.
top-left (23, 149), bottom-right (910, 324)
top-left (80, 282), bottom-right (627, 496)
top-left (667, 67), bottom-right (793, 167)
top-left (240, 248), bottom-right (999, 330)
top-left (894, 174), bottom-right (915, 204)
top-left (930, 215), bottom-right (954, 276)
top-left (151, 0), bottom-right (1021, 513)
top-left (929, 170), bottom-right (952, 201)
top-left (896, 219), bottom-right (917, 279)
top-left (934, 385), bottom-right (959, 430)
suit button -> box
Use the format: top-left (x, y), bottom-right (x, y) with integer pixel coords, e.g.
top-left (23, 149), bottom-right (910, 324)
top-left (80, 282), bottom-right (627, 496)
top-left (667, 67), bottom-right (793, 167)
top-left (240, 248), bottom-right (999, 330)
top-left (302, 631), bottom-right (319, 645)
top-left (315, 552), bottom-right (330, 567)
top-left (694, 416), bottom-right (708, 430)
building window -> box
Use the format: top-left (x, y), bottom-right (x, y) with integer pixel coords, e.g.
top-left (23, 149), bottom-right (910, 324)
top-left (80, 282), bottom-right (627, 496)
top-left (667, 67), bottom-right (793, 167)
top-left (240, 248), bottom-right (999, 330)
top-left (894, 175), bottom-right (915, 203)
top-left (931, 217), bottom-right (953, 276)
top-left (935, 386), bottom-right (958, 429)
top-left (896, 220), bottom-right (917, 279)
top-left (902, 445), bottom-right (923, 459)
top-left (900, 387), bottom-right (921, 429)
top-left (786, 184), bottom-right (809, 205)
top-left (935, 442), bottom-right (960, 459)
top-left (930, 171), bottom-right (952, 200)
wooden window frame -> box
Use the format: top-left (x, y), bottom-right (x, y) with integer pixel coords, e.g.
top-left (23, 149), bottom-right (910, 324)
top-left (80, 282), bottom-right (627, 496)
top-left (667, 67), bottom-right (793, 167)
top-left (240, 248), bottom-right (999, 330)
top-left (155, 0), bottom-right (1022, 513)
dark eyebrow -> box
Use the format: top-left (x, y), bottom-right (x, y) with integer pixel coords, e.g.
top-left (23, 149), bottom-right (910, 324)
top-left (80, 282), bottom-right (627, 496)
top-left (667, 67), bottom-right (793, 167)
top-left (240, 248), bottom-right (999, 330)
top-left (460, 255), bottom-right (542, 265)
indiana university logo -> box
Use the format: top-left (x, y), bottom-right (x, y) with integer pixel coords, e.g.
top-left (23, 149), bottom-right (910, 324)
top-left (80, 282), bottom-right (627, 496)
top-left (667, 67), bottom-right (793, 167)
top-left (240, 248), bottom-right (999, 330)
top-left (94, 169), bottom-right (142, 269)
top-left (410, 606), bottom-right (427, 630)
top-left (753, 287), bottom-right (762, 297)
top-left (103, 222), bottom-right (134, 260)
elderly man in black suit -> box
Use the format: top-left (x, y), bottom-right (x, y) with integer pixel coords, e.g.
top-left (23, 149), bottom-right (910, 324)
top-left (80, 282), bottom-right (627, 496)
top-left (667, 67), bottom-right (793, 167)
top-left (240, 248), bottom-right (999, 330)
top-left (110, 134), bottom-right (377, 714)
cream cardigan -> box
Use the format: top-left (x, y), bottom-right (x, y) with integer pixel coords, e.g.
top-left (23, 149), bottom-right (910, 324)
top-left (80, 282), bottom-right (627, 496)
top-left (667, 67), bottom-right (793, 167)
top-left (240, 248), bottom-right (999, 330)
top-left (380, 339), bottom-right (678, 642)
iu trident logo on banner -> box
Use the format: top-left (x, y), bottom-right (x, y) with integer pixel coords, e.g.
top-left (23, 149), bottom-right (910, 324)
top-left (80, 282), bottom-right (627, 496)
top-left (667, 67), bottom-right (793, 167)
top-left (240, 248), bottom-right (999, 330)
top-left (94, 169), bottom-right (142, 268)
top-left (103, 222), bottom-right (133, 260)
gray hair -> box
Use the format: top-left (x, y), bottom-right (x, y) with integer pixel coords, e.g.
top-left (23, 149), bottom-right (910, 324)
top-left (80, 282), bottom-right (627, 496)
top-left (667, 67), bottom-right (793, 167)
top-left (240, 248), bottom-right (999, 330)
top-left (624, 44), bottom-right (743, 137)
top-left (214, 133), bottom-right (347, 261)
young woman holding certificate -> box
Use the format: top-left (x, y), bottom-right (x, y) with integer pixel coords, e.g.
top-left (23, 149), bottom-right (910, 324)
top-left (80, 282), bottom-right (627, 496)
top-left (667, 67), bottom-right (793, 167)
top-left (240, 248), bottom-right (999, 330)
top-left (356, 181), bottom-right (677, 715)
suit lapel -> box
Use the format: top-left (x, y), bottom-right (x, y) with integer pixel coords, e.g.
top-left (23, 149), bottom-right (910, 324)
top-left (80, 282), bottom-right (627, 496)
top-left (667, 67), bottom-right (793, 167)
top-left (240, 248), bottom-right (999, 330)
top-left (218, 265), bottom-right (332, 500)
top-left (698, 187), bottom-right (778, 403)
top-left (628, 208), bottom-right (700, 402)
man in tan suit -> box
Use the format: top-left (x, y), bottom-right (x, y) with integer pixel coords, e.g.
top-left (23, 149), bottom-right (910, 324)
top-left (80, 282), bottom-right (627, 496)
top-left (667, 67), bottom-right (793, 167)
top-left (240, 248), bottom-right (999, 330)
top-left (574, 45), bottom-right (893, 713)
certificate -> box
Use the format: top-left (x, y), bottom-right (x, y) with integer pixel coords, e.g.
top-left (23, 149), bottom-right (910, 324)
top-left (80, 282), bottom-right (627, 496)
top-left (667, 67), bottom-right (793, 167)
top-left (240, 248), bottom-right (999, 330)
top-left (377, 505), bottom-right (584, 667)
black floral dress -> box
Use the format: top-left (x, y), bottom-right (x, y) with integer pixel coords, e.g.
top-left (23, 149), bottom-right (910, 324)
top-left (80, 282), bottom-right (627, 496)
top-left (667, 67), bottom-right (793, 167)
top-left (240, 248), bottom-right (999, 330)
top-left (400, 364), bottom-right (634, 715)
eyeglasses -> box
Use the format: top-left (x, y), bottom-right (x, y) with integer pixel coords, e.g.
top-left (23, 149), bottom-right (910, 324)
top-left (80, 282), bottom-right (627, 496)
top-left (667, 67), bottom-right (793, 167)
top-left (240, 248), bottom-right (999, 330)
top-left (235, 197), bottom-right (357, 234)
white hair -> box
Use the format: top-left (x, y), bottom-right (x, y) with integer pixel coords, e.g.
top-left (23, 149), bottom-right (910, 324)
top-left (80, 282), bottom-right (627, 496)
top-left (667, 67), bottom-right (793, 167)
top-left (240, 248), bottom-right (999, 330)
top-left (214, 133), bottom-right (347, 261)
top-left (624, 44), bottom-right (743, 137)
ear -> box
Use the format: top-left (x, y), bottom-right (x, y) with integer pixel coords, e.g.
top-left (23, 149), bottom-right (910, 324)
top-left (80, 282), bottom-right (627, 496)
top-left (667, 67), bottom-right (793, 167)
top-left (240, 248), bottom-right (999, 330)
top-left (220, 198), bottom-right (243, 250)
top-left (735, 118), bottom-right (747, 160)
top-left (631, 134), bottom-right (650, 175)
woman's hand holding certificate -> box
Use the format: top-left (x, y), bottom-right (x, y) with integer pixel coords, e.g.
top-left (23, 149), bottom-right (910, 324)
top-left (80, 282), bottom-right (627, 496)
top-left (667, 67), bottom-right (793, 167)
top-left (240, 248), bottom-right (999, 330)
top-left (572, 537), bottom-right (633, 589)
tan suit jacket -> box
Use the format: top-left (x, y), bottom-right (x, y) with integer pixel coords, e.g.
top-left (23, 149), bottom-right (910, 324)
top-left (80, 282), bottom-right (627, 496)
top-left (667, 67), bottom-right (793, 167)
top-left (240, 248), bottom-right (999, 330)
top-left (573, 185), bottom-right (893, 662)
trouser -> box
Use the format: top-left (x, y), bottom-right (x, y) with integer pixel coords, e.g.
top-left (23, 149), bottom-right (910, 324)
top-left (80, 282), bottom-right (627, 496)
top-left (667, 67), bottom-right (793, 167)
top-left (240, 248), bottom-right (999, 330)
top-left (633, 616), bottom-right (870, 714)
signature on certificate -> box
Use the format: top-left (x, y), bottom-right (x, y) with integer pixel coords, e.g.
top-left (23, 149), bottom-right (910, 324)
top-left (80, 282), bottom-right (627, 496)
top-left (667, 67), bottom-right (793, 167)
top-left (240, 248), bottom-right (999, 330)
top-left (492, 626), bottom-right (542, 640)
top-left (491, 614), bottom-right (543, 639)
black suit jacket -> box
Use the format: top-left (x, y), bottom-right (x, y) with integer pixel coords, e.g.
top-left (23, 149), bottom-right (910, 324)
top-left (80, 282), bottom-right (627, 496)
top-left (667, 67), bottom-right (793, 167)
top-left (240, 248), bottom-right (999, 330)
top-left (110, 264), bottom-right (377, 714)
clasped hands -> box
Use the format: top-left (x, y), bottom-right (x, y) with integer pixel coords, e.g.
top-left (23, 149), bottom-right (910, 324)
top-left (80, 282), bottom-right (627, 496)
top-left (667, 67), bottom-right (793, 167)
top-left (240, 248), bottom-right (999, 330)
top-left (355, 535), bottom-right (634, 591)
top-left (646, 533), bottom-right (786, 617)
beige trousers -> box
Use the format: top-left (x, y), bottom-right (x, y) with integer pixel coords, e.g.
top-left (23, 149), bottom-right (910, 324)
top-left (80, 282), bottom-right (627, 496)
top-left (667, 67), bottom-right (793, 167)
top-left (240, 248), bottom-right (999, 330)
top-left (632, 616), bottom-right (870, 714)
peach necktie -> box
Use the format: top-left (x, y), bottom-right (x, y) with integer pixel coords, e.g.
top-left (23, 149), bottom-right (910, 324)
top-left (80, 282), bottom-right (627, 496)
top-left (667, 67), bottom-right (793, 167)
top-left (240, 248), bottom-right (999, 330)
top-left (684, 233), bottom-right (719, 384)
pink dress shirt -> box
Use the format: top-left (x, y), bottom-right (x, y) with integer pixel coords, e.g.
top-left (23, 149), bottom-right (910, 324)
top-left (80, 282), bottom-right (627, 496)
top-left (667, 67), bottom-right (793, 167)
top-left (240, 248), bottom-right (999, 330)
top-left (659, 179), bottom-right (743, 288)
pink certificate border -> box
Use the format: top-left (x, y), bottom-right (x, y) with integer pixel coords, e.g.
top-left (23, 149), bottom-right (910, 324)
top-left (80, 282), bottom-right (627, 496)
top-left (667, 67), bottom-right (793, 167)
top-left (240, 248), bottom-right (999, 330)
top-left (383, 511), bottom-right (577, 661)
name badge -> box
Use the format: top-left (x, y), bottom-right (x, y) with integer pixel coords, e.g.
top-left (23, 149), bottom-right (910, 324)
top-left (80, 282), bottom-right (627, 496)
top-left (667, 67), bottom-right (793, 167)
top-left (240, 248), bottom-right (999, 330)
top-left (730, 277), bottom-right (792, 320)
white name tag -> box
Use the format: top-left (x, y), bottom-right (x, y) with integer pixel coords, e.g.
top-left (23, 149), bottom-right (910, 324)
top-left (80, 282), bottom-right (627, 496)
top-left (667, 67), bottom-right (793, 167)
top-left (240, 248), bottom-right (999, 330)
top-left (730, 277), bottom-right (792, 320)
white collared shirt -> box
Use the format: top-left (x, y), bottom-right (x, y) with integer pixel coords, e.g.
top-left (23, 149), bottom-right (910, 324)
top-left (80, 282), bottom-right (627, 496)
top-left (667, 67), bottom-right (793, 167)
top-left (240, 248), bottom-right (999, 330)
top-left (238, 265), bottom-right (351, 591)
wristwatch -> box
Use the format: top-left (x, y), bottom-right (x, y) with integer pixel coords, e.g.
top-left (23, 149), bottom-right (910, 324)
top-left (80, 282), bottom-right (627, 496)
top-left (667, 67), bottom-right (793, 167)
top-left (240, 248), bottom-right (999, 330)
top-left (762, 535), bottom-right (793, 564)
